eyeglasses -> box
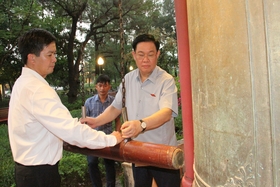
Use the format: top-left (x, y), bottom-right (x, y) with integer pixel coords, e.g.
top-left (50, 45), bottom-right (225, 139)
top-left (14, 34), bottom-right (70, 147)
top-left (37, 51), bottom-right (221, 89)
top-left (136, 53), bottom-right (157, 61)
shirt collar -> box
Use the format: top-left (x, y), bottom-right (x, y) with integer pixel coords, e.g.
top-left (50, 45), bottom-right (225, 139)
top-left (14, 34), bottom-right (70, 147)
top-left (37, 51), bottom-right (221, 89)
top-left (93, 94), bottom-right (110, 103)
top-left (22, 67), bottom-right (49, 86)
top-left (136, 66), bottom-right (159, 84)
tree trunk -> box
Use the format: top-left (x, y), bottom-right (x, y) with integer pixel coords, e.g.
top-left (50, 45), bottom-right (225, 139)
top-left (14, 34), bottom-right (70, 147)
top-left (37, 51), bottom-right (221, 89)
top-left (67, 74), bottom-right (80, 103)
top-left (67, 17), bottom-right (79, 103)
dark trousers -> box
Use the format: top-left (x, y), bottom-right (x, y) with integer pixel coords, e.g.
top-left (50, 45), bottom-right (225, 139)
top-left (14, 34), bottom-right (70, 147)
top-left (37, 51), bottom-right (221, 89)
top-left (87, 155), bottom-right (116, 187)
top-left (15, 162), bottom-right (61, 187)
top-left (132, 163), bottom-right (181, 187)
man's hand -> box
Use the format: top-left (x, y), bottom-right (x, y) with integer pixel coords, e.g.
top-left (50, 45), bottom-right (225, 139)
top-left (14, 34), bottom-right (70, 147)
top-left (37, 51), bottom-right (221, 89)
top-left (111, 131), bottom-right (124, 144)
top-left (80, 117), bottom-right (99, 128)
top-left (120, 120), bottom-right (143, 138)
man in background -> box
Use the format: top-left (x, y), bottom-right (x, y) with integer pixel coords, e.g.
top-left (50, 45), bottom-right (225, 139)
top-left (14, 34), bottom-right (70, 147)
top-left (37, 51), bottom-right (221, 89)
top-left (84, 74), bottom-right (121, 187)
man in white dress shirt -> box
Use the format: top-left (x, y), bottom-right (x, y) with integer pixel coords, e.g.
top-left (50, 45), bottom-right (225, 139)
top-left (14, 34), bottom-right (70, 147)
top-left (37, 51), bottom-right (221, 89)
top-left (8, 28), bottom-right (123, 187)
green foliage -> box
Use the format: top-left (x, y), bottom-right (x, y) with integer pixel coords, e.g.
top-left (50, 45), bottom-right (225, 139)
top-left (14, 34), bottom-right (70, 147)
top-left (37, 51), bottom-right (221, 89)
top-left (0, 0), bottom-right (55, 86)
top-left (59, 151), bottom-right (89, 186)
top-left (0, 125), bottom-right (15, 187)
top-left (70, 109), bottom-right (82, 119)
top-left (174, 76), bottom-right (181, 96)
top-left (60, 94), bottom-right (84, 111)
top-left (175, 107), bottom-right (183, 140)
top-left (174, 77), bottom-right (183, 140)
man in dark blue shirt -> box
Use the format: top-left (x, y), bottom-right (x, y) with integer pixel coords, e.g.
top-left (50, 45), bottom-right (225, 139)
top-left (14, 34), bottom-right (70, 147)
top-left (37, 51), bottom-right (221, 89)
top-left (84, 74), bottom-right (121, 187)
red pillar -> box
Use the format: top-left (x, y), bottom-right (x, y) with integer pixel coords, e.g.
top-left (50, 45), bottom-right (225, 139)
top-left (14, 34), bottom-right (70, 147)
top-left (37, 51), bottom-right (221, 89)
top-left (174, 0), bottom-right (194, 186)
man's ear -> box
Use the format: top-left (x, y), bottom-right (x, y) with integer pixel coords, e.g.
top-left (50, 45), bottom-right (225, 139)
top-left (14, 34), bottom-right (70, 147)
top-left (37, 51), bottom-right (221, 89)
top-left (132, 51), bottom-right (137, 61)
top-left (27, 54), bottom-right (36, 63)
top-left (156, 50), bottom-right (160, 58)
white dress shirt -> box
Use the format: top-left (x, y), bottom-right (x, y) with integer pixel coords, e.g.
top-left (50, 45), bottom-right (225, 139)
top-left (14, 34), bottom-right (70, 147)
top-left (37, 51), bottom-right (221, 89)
top-left (8, 67), bottom-right (116, 165)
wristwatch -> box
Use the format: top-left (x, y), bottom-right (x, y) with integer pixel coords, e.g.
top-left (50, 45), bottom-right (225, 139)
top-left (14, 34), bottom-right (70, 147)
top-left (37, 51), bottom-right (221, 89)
top-left (139, 119), bottom-right (147, 132)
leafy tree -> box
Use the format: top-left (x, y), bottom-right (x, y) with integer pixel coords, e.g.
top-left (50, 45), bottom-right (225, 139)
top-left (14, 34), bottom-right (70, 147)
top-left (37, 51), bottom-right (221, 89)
top-left (0, 0), bottom-right (178, 103)
top-left (40, 0), bottom-right (163, 103)
top-left (0, 0), bottom-right (43, 88)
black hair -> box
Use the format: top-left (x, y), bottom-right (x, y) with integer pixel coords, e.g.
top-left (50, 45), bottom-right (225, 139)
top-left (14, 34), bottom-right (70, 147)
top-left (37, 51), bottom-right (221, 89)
top-left (132, 34), bottom-right (160, 51)
top-left (96, 74), bottom-right (111, 84)
top-left (18, 28), bottom-right (56, 64)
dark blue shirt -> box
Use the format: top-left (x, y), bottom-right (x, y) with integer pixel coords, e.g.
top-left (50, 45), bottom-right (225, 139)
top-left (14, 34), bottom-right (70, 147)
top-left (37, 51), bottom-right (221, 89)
top-left (84, 94), bottom-right (115, 134)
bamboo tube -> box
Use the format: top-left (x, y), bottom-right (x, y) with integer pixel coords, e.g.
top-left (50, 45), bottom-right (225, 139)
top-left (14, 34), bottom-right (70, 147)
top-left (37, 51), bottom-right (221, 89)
top-left (63, 140), bottom-right (184, 170)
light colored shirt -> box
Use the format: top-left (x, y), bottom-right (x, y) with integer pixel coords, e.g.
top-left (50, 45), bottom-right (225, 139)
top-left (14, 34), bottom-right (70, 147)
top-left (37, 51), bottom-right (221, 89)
top-left (8, 67), bottom-right (117, 166)
top-left (112, 66), bottom-right (178, 146)
top-left (84, 94), bottom-right (114, 134)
